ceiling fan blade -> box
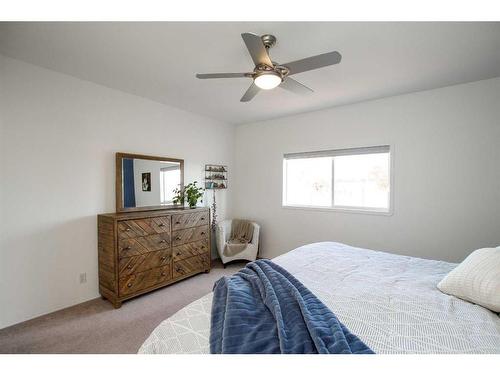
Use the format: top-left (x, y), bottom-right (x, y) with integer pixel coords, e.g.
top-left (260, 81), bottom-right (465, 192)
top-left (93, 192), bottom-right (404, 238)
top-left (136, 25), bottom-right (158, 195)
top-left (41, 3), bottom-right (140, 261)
top-left (196, 73), bottom-right (251, 79)
top-left (283, 51), bottom-right (342, 75)
top-left (240, 82), bottom-right (260, 102)
top-left (279, 78), bottom-right (314, 95)
top-left (241, 33), bottom-right (273, 67)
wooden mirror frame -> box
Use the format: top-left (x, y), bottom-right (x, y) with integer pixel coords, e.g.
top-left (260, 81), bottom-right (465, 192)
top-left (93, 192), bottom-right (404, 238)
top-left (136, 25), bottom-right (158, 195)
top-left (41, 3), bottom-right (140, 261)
top-left (115, 152), bottom-right (184, 213)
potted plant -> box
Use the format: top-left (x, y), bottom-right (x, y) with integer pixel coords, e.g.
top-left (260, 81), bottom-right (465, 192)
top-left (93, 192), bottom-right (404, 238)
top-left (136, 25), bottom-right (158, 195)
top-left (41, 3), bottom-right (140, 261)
top-left (172, 181), bottom-right (205, 209)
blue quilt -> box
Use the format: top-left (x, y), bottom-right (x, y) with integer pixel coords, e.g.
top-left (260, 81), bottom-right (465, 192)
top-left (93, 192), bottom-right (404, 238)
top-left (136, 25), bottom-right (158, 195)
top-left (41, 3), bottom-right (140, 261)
top-left (210, 259), bottom-right (374, 354)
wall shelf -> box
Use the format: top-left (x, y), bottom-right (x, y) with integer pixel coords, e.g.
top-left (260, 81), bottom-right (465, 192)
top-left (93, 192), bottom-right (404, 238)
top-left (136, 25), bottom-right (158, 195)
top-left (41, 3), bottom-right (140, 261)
top-left (204, 164), bottom-right (227, 189)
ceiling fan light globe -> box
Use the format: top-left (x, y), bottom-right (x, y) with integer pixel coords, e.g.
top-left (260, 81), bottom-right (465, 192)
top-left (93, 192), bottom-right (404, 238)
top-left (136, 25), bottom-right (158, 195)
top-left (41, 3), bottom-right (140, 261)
top-left (254, 72), bottom-right (282, 90)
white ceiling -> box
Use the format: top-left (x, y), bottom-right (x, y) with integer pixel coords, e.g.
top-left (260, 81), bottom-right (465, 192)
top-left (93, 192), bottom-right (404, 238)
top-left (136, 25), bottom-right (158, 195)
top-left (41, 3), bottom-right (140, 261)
top-left (1, 22), bottom-right (499, 125)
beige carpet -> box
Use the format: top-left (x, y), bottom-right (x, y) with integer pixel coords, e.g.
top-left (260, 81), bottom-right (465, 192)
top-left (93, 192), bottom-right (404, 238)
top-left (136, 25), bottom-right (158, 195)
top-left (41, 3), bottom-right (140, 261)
top-left (0, 260), bottom-right (242, 354)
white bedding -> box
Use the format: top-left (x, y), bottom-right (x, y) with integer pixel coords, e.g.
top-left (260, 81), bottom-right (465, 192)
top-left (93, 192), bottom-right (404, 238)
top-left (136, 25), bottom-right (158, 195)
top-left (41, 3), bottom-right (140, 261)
top-left (139, 242), bottom-right (500, 354)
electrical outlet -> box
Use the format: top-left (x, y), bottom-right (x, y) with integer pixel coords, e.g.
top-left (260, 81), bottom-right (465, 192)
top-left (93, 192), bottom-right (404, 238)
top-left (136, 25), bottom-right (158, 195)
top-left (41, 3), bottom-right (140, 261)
top-left (79, 273), bottom-right (87, 284)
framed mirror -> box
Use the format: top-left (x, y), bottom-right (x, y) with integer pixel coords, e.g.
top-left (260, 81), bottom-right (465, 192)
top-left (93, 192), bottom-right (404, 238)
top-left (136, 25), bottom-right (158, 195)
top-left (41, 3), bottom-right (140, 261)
top-left (116, 152), bottom-right (184, 212)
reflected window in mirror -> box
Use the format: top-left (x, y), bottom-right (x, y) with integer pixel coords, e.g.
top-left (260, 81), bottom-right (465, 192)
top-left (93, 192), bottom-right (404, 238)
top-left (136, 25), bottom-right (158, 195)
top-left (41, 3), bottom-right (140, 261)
top-left (160, 166), bottom-right (181, 204)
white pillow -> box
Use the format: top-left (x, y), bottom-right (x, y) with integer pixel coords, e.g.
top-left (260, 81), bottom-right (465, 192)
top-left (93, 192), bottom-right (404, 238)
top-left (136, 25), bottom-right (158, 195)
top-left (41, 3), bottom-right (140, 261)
top-left (438, 247), bottom-right (500, 312)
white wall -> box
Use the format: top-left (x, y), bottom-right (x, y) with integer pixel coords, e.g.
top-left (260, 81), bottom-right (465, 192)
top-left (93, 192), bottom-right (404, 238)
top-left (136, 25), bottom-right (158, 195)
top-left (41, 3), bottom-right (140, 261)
top-left (132, 159), bottom-right (173, 207)
top-left (233, 78), bottom-right (500, 263)
top-left (0, 55), bottom-right (234, 329)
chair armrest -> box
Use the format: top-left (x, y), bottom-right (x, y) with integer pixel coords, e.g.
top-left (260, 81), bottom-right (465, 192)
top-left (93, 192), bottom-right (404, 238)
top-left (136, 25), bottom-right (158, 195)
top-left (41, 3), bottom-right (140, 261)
top-left (215, 220), bottom-right (232, 256)
top-left (250, 222), bottom-right (260, 245)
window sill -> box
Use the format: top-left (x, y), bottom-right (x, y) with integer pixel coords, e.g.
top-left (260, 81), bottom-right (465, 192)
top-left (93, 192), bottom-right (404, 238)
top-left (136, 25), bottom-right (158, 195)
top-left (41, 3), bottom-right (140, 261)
top-left (281, 205), bottom-right (393, 216)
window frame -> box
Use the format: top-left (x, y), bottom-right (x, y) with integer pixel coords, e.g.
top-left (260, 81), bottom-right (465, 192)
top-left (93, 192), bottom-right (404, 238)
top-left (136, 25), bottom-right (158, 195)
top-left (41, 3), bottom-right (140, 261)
top-left (282, 145), bottom-right (394, 216)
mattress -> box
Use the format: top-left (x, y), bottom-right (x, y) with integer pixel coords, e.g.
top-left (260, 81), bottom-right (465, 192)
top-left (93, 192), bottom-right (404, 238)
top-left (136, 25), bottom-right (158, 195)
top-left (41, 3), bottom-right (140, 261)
top-left (139, 242), bottom-right (500, 354)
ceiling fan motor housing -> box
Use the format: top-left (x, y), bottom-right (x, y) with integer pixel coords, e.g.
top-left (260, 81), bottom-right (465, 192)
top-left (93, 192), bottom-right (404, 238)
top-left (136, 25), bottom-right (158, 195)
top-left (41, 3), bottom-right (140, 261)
top-left (261, 34), bottom-right (277, 49)
top-left (254, 63), bottom-right (289, 77)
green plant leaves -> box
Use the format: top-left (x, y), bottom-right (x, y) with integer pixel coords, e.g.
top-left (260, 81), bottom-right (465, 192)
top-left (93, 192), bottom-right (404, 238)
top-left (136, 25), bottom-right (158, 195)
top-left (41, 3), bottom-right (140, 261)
top-left (172, 181), bottom-right (205, 207)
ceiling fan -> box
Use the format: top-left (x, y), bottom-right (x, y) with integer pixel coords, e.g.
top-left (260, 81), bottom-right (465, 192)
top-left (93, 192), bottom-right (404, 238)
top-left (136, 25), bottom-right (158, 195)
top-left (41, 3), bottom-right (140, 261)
top-left (196, 33), bottom-right (342, 102)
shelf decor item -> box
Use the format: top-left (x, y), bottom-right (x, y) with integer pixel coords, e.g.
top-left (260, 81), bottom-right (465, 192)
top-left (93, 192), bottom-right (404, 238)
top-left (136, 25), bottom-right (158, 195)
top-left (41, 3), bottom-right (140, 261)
top-left (172, 181), bottom-right (205, 208)
top-left (205, 164), bottom-right (228, 189)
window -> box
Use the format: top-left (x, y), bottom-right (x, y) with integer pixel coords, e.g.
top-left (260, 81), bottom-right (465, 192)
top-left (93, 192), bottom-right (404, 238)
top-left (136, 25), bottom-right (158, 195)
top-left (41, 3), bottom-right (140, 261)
top-left (160, 167), bottom-right (180, 204)
top-left (283, 146), bottom-right (391, 213)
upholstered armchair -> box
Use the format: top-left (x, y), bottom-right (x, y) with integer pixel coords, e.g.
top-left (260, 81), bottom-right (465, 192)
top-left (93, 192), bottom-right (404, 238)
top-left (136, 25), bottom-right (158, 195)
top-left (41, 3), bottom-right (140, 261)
top-left (215, 219), bottom-right (260, 267)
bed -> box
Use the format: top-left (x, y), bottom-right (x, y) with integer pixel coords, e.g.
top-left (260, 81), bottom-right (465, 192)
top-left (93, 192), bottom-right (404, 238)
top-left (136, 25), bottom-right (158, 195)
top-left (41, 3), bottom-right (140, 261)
top-left (139, 242), bottom-right (500, 354)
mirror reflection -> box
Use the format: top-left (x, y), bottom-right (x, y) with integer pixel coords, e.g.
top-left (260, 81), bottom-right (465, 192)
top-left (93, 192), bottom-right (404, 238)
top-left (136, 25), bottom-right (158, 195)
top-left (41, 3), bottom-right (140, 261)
top-left (122, 157), bottom-right (181, 209)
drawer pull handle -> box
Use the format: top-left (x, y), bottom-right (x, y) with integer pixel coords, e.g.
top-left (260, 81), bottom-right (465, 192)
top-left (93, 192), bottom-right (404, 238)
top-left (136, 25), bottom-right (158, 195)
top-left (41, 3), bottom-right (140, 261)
top-left (175, 221), bottom-right (180, 224)
top-left (201, 217), bottom-right (205, 221)
top-left (201, 246), bottom-right (205, 249)
top-left (127, 265), bottom-right (133, 269)
top-left (160, 256), bottom-right (166, 260)
top-left (176, 252), bottom-right (181, 256)
top-left (201, 232), bottom-right (205, 235)
top-left (125, 228), bottom-right (131, 232)
top-left (176, 237), bottom-right (181, 240)
top-left (123, 246), bottom-right (131, 251)
top-left (159, 240), bottom-right (167, 244)
top-left (161, 272), bottom-right (166, 276)
top-left (127, 283), bottom-right (132, 287)
top-left (158, 223), bottom-right (165, 227)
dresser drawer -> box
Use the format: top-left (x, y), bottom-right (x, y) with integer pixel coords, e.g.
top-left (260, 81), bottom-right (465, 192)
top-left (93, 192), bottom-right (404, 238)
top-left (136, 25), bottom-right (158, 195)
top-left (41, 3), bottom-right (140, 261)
top-left (173, 239), bottom-right (209, 261)
top-left (172, 211), bottom-right (209, 230)
top-left (117, 216), bottom-right (170, 240)
top-left (172, 225), bottom-right (209, 247)
top-left (119, 249), bottom-right (172, 277)
top-left (173, 253), bottom-right (209, 278)
top-left (118, 232), bottom-right (170, 258)
top-left (119, 265), bottom-right (171, 296)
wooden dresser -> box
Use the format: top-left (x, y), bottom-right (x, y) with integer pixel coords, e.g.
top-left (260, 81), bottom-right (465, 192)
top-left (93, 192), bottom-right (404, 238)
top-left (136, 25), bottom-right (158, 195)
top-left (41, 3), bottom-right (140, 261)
top-left (98, 207), bottom-right (210, 308)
